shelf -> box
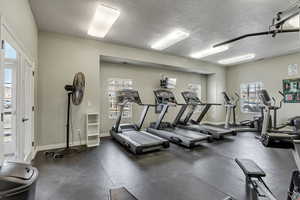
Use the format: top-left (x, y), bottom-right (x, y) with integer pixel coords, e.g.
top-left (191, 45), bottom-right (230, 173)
top-left (87, 143), bottom-right (99, 148)
top-left (87, 123), bottom-right (99, 126)
top-left (87, 133), bottom-right (99, 137)
top-left (86, 113), bottom-right (100, 148)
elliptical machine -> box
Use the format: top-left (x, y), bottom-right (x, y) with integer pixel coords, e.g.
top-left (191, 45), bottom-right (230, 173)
top-left (236, 89), bottom-right (300, 200)
top-left (223, 92), bottom-right (261, 132)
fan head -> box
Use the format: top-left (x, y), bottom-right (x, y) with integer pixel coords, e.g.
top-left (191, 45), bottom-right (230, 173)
top-left (65, 72), bottom-right (85, 105)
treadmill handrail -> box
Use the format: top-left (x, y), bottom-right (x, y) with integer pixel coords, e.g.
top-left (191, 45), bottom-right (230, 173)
top-left (113, 91), bottom-right (152, 133)
top-left (153, 104), bottom-right (170, 130)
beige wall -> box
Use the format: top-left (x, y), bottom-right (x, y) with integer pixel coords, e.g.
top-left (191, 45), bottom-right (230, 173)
top-left (100, 62), bottom-right (207, 134)
top-left (227, 52), bottom-right (300, 124)
top-left (38, 32), bottom-right (227, 147)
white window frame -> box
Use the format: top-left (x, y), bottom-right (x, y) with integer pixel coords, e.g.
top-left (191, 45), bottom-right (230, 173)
top-left (240, 81), bottom-right (263, 114)
top-left (188, 83), bottom-right (202, 113)
top-left (107, 78), bottom-right (133, 119)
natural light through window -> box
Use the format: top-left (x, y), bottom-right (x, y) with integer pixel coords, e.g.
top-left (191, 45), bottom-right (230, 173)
top-left (4, 42), bottom-right (17, 59)
top-left (240, 82), bottom-right (263, 113)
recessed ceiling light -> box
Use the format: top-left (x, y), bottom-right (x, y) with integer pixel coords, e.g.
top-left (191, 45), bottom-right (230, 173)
top-left (190, 46), bottom-right (229, 59)
top-left (88, 4), bottom-right (120, 38)
top-left (287, 15), bottom-right (299, 28)
top-left (218, 54), bottom-right (255, 65)
top-left (151, 29), bottom-right (190, 50)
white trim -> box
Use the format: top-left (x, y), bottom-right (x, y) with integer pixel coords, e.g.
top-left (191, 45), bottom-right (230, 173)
top-left (2, 18), bottom-right (34, 64)
top-left (37, 141), bottom-right (87, 152)
top-left (0, 16), bottom-right (4, 165)
top-left (31, 147), bottom-right (38, 160)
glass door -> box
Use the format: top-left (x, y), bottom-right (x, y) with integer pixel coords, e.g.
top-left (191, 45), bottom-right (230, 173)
top-left (21, 59), bottom-right (34, 160)
top-left (2, 40), bottom-right (18, 160)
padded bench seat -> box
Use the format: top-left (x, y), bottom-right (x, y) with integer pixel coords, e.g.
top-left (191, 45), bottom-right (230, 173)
top-left (109, 187), bottom-right (138, 200)
top-left (235, 158), bottom-right (266, 178)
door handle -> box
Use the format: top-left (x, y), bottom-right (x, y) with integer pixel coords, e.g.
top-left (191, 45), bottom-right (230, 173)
top-left (22, 118), bottom-right (29, 122)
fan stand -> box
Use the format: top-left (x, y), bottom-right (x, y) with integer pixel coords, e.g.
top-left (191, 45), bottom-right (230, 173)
top-left (45, 86), bottom-right (83, 159)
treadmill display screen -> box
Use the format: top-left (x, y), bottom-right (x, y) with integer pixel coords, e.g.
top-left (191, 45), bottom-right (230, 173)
top-left (181, 91), bottom-right (201, 104)
top-left (117, 89), bottom-right (142, 104)
top-left (154, 89), bottom-right (177, 104)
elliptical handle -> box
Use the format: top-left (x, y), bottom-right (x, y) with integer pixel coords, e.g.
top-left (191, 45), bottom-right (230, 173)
top-left (272, 97), bottom-right (276, 106)
top-left (278, 91), bottom-right (284, 96)
top-left (278, 91), bottom-right (284, 108)
top-left (234, 92), bottom-right (240, 105)
top-left (234, 92), bottom-right (240, 99)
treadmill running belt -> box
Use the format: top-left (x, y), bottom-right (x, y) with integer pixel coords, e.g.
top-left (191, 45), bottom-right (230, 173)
top-left (110, 187), bottom-right (138, 200)
top-left (121, 131), bottom-right (162, 145)
top-left (169, 128), bottom-right (209, 140)
top-left (191, 124), bottom-right (231, 133)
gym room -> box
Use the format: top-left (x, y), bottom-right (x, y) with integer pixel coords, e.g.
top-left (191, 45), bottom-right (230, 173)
top-left (1, 0), bottom-right (300, 199)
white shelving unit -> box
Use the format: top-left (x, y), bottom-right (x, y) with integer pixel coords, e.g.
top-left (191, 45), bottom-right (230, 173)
top-left (86, 113), bottom-right (100, 147)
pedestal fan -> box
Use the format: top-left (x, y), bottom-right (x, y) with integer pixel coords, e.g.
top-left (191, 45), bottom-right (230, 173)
top-left (45, 72), bottom-right (85, 159)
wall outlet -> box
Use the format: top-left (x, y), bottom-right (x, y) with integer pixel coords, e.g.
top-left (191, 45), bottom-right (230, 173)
top-left (88, 101), bottom-right (92, 107)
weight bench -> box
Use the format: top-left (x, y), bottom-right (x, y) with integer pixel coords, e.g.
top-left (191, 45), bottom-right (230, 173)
top-left (109, 187), bottom-right (138, 200)
top-left (235, 158), bottom-right (266, 179)
top-left (235, 159), bottom-right (278, 200)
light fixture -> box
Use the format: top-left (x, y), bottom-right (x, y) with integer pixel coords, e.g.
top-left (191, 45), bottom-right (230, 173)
top-left (151, 29), bottom-right (190, 50)
top-left (218, 54), bottom-right (255, 65)
top-left (287, 15), bottom-right (300, 28)
top-left (190, 46), bottom-right (229, 59)
top-left (88, 4), bottom-right (120, 38)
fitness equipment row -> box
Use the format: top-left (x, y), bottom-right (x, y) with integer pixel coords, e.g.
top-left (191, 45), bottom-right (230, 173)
top-left (110, 89), bottom-right (259, 154)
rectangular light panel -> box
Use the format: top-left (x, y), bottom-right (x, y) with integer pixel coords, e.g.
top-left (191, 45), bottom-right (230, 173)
top-left (151, 30), bottom-right (190, 50)
top-left (190, 46), bottom-right (229, 59)
top-left (88, 4), bottom-right (120, 38)
top-left (218, 54), bottom-right (255, 65)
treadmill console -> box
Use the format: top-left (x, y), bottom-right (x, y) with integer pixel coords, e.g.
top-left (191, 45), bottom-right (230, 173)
top-left (222, 92), bottom-right (231, 104)
top-left (181, 91), bottom-right (201, 104)
top-left (258, 89), bottom-right (272, 106)
top-left (153, 89), bottom-right (177, 104)
top-left (117, 89), bottom-right (142, 104)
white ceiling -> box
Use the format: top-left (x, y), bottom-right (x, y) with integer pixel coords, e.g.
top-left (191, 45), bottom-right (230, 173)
top-left (29, 0), bottom-right (300, 65)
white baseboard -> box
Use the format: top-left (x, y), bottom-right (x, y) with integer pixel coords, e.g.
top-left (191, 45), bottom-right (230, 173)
top-left (37, 141), bottom-right (86, 152)
top-left (33, 132), bottom-right (117, 155)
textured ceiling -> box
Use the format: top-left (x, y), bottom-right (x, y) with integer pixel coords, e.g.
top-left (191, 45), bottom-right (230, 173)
top-left (29, 0), bottom-right (300, 65)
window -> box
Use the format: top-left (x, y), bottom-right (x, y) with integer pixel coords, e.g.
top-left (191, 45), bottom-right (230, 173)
top-left (108, 78), bottom-right (133, 119)
top-left (2, 41), bottom-right (18, 159)
top-left (187, 83), bottom-right (202, 113)
top-left (240, 82), bottom-right (263, 113)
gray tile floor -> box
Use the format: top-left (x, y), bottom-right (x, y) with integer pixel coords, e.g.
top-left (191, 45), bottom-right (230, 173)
top-left (33, 132), bottom-right (296, 200)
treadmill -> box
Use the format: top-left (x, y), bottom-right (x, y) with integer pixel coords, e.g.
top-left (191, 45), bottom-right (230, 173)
top-left (146, 89), bottom-right (212, 148)
top-left (110, 89), bottom-right (169, 154)
top-left (175, 91), bottom-right (234, 139)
